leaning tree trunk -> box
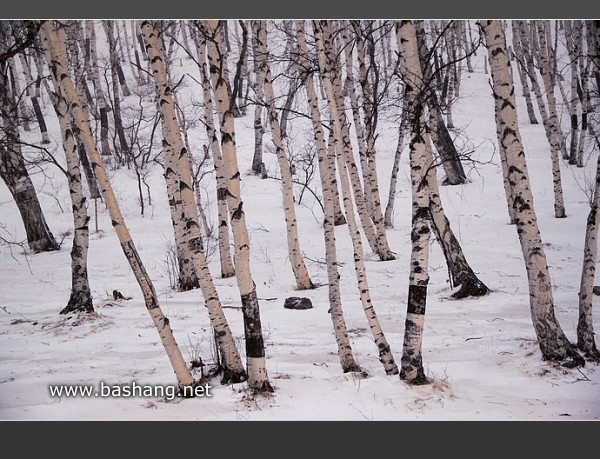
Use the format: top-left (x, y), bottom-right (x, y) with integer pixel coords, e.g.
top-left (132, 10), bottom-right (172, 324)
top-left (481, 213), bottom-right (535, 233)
top-left (395, 19), bottom-right (432, 385)
top-left (43, 33), bottom-right (94, 315)
top-left (340, 21), bottom-right (371, 217)
top-left (426, 138), bottom-right (490, 298)
top-left (0, 59), bottom-right (60, 254)
top-left (41, 19), bottom-right (199, 393)
top-left (326, 127), bottom-right (347, 226)
top-left (140, 20), bottom-right (247, 385)
top-left (256, 19), bottom-right (315, 291)
top-left (7, 55), bottom-right (30, 132)
top-left (305, 20), bottom-right (362, 374)
top-left (205, 19), bottom-right (273, 394)
top-left (63, 21), bottom-right (101, 204)
top-left (517, 20), bottom-right (568, 218)
top-left (481, 19), bottom-right (583, 368)
top-left (143, 22), bottom-right (201, 293)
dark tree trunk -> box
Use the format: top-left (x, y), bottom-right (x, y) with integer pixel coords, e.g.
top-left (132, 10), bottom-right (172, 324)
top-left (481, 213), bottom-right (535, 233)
top-left (0, 64), bottom-right (60, 254)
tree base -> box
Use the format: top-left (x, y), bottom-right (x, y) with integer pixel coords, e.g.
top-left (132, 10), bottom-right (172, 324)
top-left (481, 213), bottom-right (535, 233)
top-left (451, 280), bottom-right (490, 299)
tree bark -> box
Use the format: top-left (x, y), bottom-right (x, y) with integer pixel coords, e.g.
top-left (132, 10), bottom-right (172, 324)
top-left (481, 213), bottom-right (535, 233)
top-left (350, 20), bottom-right (396, 261)
top-left (319, 20), bottom-right (383, 259)
top-left (481, 19), bottom-right (583, 367)
top-left (304, 20), bottom-right (362, 374)
top-left (395, 20), bottom-right (432, 385)
top-left (534, 20), bottom-right (567, 218)
top-left (256, 20), bottom-right (315, 290)
top-left (42, 25), bottom-right (94, 315)
top-left (0, 51), bottom-right (60, 254)
top-left (204, 20), bottom-right (273, 393)
top-left (86, 20), bottom-right (112, 159)
top-left (250, 20), bottom-right (266, 175)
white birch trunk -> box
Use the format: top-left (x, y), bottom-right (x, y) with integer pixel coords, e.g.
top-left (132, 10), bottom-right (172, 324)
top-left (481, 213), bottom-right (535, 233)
top-left (250, 21), bottom-right (265, 175)
top-left (204, 20), bottom-right (273, 393)
top-left (16, 52), bottom-right (50, 144)
top-left (395, 20), bottom-right (431, 385)
top-left (415, 21), bottom-right (467, 186)
top-left (302, 20), bottom-right (362, 374)
top-left (576, 21), bottom-right (600, 359)
top-left (563, 20), bottom-right (582, 165)
top-left (340, 22), bottom-right (371, 217)
top-left (534, 20), bottom-right (567, 218)
top-left (326, 127), bottom-right (347, 226)
top-left (42, 28), bottom-right (94, 315)
top-left (384, 97), bottom-right (410, 228)
top-left (256, 20), bottom-right (315, 291)
top-left (482, 19), bottom-right (583, 367)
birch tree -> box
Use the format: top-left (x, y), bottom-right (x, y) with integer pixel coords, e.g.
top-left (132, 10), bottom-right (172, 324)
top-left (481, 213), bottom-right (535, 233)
top-left (533, 20), bottom-right (567, 218)
top-left (395, 19), bottom-right (432, 385)
top-left (255, 19), bottom-right (315, 291)
top-left (563, 20), bottom-right (583, 165)
top-left (204, 20), bottom-right (273, 393)
top-left (40, 19), bottom-right (199, 393)
top-left (304, 20), bottom-right (362, 374)
top-left (250, 20), bottom-right (266, 175)
top-left (16, 50), bottom-right (50, 144)
top-left (481, 19), bottom-right (583, 368)
top-left (42, 25), bottom-right (94, 315)
top-left (140, 20), bottom-right (247, 384)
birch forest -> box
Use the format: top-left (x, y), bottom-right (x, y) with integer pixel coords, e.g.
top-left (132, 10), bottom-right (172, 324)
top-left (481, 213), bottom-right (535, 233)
top-left (1, 19), bottom-right (599, 403)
